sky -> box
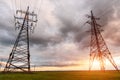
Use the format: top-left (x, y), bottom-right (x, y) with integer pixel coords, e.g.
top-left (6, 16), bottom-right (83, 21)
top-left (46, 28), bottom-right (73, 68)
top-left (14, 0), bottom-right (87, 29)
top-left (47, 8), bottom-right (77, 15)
top-left (0, 0), bottom-right (120, 71)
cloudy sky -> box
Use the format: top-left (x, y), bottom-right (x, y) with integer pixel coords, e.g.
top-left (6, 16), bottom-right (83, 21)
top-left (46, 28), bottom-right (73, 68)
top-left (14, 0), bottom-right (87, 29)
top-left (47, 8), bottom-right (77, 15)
top-left (0, 0), bottom-right (120, 71)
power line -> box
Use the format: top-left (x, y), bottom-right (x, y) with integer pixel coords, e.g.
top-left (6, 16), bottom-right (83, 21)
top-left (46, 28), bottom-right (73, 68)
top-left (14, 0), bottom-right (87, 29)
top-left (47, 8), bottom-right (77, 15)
top-left (33, 0), bottom-right (39, 11)
top-left (14, 0), bottom-right (17, 13)
top-left (37, 0), bottom-right (43, 18)
top-left (28, 0), bottom-right (32, 10)
top-left (10, 0), bottom-right (14, 15)
top-left (98, 0), bottom-right (119, 18)
top-left (19, 0), bottom-right (21, 10)
top-left (10, 0), bottom-right (16, 15)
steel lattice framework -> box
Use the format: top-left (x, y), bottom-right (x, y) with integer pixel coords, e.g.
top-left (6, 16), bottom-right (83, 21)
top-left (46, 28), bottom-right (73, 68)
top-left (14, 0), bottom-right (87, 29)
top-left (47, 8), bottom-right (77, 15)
top-left (4, 6), bottom-right (37, 72)
top-left (87, 11), bottom-right (119, 71)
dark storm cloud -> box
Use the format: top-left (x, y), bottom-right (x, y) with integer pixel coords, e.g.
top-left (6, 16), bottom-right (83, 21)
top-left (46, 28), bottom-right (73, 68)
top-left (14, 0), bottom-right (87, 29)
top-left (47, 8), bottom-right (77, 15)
top-left (0, 1), bottom-right (15, 46)
top-left (59, 19), bottom-right (80, 37)
top-left (30, 34), bottom-right (63, 48)
top-left (31, 0), bottom-right (120, 52)
top-left (50, 0), bottom-right (89, 44)
top-left (56, 14), bottom-right (90, 46)
top-left (58, 16), bottom-right (83, 43)
top-left (1, 0), bottom-right (120, 47)
top-left (0, 0), bottom-right (107, 48)
top-left (52, 0), bottom-right (120, 47)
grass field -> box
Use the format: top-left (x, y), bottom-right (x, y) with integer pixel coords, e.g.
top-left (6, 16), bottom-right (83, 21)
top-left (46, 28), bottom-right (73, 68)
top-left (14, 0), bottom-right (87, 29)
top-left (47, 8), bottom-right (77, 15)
top-left (0, 71), bottom-right (120, 80)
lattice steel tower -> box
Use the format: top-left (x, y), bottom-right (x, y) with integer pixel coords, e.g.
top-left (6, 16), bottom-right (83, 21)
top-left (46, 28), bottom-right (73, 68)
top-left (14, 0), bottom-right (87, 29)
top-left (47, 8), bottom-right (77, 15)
top-left (87, 11), bottom-right (119, 71)
top-left (4, 6), bottom-right (37, 72)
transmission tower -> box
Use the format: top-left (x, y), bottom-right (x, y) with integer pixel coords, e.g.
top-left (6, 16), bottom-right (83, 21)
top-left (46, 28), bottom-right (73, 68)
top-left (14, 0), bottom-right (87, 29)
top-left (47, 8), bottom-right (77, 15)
top-left (87, 11), bottom-right (119, 71)
top-left (4, 6), bottom-right (37, 72)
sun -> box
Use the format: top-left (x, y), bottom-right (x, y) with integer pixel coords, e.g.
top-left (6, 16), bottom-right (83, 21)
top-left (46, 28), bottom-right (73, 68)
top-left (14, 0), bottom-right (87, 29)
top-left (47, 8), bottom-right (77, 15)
top-left (93, 60), bottom-right (100, 66)
top-left (91, 60), bottom-right (100, 70)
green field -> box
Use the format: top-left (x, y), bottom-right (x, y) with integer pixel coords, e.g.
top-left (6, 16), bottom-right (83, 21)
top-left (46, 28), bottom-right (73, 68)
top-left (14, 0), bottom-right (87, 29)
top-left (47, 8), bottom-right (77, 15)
top-left (0, 71), bottom-right (120, 80)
